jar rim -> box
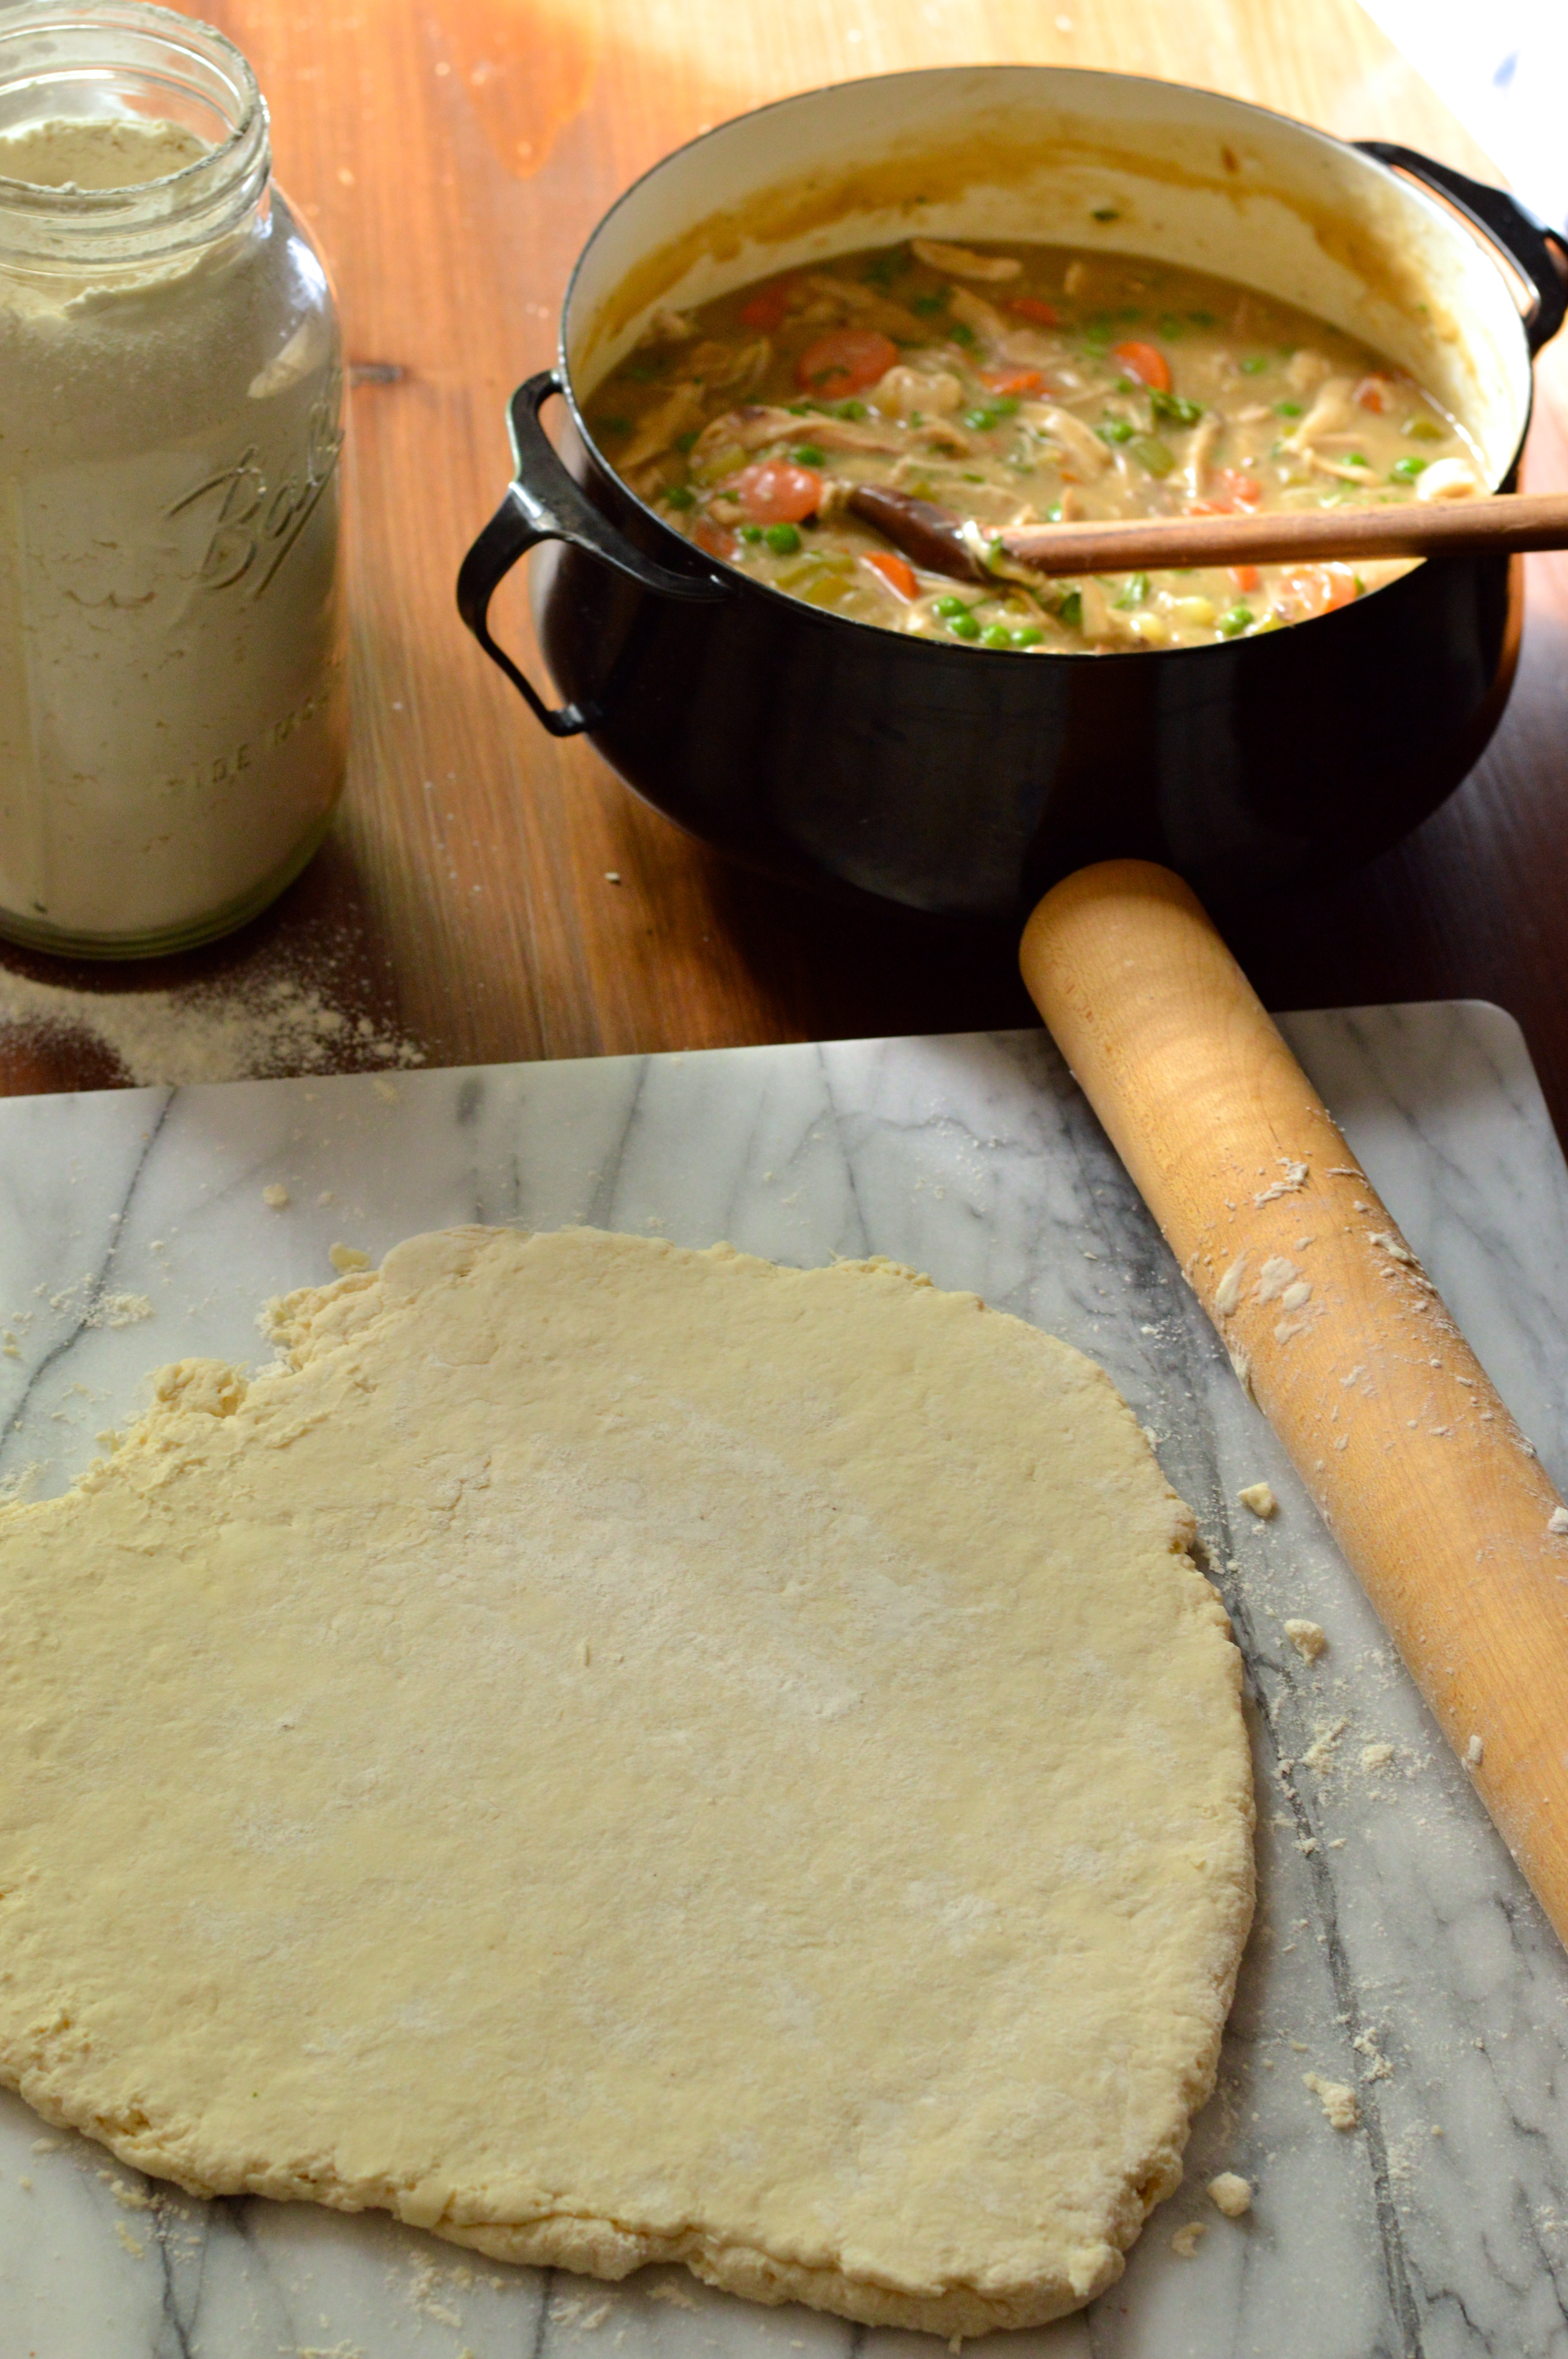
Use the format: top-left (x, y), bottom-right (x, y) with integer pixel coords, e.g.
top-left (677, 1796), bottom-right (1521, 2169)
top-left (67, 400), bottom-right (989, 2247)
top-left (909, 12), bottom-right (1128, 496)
top-left (0, 0), bottom-right (268, 264)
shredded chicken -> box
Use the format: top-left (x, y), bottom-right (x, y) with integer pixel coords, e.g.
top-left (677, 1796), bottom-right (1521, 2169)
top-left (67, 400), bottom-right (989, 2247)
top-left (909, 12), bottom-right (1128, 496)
top-left (1310, 453), bottom-right (1379, 485)
top-left (620, 381), bottom-right (708, 471)
top-left (1064, 260), bottom-right (1090, 297)
top-left (1281, 374), bottom-right (1355, 453)
top-left (947, 284), bottom-right (1008, 342)
top-left (869, 363), bottom-right (965, 418)
top-left (1286, 348), bottom-right (1334, 394)
top-left (911, 237), bottom-right (1022, 282)
top-left (1184, 413), bottom-right (1222, 498)
top-left (799, 274), bottom-right (927, 340)
top-left (644, 305), bottom-right (695, 346)
top-left (1022, 404), bottom-right (1111, 479)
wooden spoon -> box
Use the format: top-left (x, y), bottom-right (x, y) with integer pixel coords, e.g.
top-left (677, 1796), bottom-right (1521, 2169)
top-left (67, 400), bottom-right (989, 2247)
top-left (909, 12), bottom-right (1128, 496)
top-left (848, 483), bottom-right (1568, 585)
top-left (1020, 861), bottom-right (1568, 1952)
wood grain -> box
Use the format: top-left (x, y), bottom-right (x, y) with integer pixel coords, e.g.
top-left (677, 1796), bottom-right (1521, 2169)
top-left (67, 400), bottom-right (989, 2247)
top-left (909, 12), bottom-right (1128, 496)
top-left (1021, 858), bottom-right (1568, 1950)
top-left (994, 493), bottom-right (1568, 579)
top-left (3, 0), bottom-right (1566, 1129)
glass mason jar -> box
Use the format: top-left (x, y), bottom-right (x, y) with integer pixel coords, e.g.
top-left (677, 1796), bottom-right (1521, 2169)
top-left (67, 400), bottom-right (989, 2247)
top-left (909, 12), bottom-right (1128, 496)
top-left (0, 1), bottom-right (346, 956)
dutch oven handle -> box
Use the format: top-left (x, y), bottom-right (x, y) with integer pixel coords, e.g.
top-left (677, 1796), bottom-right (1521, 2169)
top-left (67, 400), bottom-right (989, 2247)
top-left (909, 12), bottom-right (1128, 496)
top-left (457, 368), bottom-right (730, 738)
top-left (1357, 142), bottom-right (1568, 356)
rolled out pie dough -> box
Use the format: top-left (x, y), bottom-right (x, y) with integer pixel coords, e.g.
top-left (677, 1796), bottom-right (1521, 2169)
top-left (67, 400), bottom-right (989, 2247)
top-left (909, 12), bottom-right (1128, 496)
top-left (0, 1227), bottom-right (1254, 2334)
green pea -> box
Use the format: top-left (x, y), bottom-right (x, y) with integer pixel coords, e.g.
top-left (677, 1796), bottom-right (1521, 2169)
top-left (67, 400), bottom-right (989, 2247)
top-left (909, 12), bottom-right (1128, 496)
top-left (673, 430), bottom-right (699, 453)
top-left (1389, 454), bottom-right (1428, 480)
top-left (1240, 355), bottom-right (1270, 376)
top-left (1116, 572), bottom-right (1151, 609)
top-left (1097, 417), bottom-right (1134, 444)
top-left (1151, 389), bottom-right (1203, 428)
top-left (1218, 604), bottom-right (1254, 637)
top-left (1275, 400), bottom-right (1303, 418)
top-left (963, 407), bottom-right (998, 432)
top-left (992, 395), bottom-right (1020, 418)
top-left (1091, 206), bottom-right (1120, 223)
top-left (1011, 625), bottom-right (1045, 647)
top-left (912, 292), bottom-right (949, 316)
top-left (1045, 503), bottom-right (1064, 523)
top-left (792, 444), bottom-right (828, 466)
top-left (738, 524), bottom-right (764, 543)
top-left (1345, 452), bottom-right (1370, 469)
top-left (834, 399), bottom-right (868, 420)
top-left (980, 623), bottom-right (1013, 648)
top-left (763, 522), bottom-right (801, 554)
top-left (947, 611), bottom-right (981, 639)
top-left (663, 485), bottom-right (696, 509)
top-left (1056, 590), bottom-right (1083, 627)
top-left (934, 594), bottom-right (972, 618)
top-left (949, 322), bottom-right (977, 347)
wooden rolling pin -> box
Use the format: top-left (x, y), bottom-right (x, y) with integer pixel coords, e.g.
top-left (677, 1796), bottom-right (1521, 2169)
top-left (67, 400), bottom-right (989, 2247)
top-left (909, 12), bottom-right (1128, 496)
top-left (1020, 860), bottom-right (1568, 1946)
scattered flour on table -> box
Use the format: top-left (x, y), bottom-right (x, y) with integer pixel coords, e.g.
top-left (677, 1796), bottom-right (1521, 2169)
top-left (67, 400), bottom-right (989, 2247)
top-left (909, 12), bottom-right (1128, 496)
top-left (0, 965), bottom-right (422, 1087)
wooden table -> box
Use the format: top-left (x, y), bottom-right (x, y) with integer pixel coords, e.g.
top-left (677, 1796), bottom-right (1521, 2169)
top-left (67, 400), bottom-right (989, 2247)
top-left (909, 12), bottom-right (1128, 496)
top-left (5, 0), bottom-right (1568, 1136)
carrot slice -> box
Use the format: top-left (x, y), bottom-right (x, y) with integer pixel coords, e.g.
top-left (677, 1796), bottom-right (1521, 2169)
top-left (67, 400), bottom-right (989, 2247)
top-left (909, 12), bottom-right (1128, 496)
top-left (1215, 469), bottom-right (1263, 509)
top-left (734, 461), bottom-right (822, 524)
top-left (796, 328), bottom-right (899, 399)
top-left (740, 279), bottom-right (796, 331)
top-left (693, 518), bottom-right (739, 560)
top-left (1229, 563), bottom-right (1261, 594)
top-left (1111, 340), bottom-right (1171, 393)
top-left (1354, 373), bottom-right (1394, 412)
top-left (980, 366), bottom-right (1045, 396)
top-left (864, 549), bottom-right (918, 600)
top-left (1283, 566), bottom-right (1358, 616)
top-left (1008, 295), bottom-right (1059, 325)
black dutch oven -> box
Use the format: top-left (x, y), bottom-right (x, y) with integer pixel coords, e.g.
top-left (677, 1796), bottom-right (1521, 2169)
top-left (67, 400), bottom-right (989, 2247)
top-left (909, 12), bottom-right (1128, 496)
top-left (458, 65), bottom-right (1566, 922)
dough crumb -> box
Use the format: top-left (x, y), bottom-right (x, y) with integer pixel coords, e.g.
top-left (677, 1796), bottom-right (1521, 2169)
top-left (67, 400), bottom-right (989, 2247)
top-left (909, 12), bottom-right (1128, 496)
top-left (1465, 1732), bottom-right (1484, 1767)
top-left (1170, 2221), bottom-right (1208, 2257)
top-left (1549, 1507), bottom-right (1568, 1536)
top-left (1207, 2172), bottom-right (1252, 2217)
top-left (649, 2283), bottom-right (700, 2310)
top-left (1239, 1482), bottom-right (1277, 1518)
top-left (1368, 1229), bottom-right (1417, 1267)
top-left (114, 2220), bottom-right (145, 2258)
top-left (1303, 2072), bottom-right (1360, 2130)
top-left (1254, 1159), bottom-right (1308, 1205)
top-left (1214, 1255), bottom-right (1246, 1316)
top-left (1283, 1618), bottom-right (1326, 1660)
top-left (1360, 1742), bottom-right (1395, 1772)
top-left (262, 1183), bottom-right (290, 1210)
top-left (328, 1243), bottom-right (372, 1274)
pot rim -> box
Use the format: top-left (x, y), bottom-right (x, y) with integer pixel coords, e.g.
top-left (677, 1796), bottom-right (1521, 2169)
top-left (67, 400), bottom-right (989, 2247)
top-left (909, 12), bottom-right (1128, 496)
top-left (552, 61), bottom-right (1536, 666)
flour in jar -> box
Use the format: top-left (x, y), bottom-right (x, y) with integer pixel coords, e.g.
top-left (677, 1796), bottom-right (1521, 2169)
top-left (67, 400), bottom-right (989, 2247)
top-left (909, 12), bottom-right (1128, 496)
top-left (0, 112), bottom-right (346, 950)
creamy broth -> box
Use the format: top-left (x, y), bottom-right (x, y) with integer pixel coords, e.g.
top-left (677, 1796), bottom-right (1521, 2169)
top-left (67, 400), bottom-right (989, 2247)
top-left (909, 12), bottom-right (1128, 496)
top-left (583, 238), bottom-right (1483, 651)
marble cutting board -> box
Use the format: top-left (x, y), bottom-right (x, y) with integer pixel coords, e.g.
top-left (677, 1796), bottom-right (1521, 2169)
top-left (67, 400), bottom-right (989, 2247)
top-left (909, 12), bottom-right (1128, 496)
top-left (0, 1004), bottom-right (1565, 2359)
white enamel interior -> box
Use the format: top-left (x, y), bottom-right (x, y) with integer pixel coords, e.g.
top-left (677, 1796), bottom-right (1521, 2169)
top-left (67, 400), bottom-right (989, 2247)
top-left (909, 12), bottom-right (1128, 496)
top-left (563, 65), bottom-right (1531, 484)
